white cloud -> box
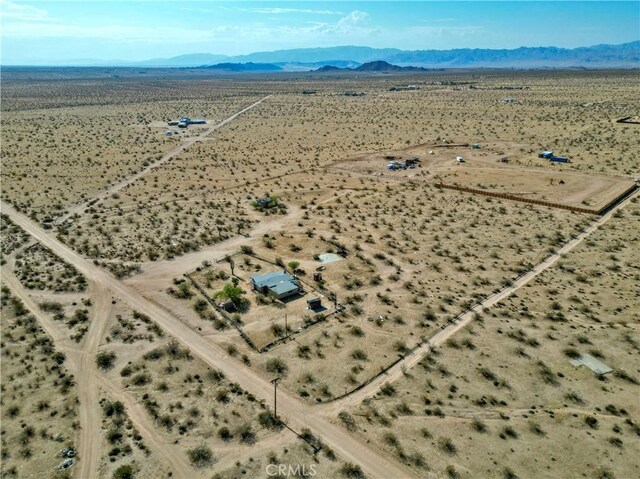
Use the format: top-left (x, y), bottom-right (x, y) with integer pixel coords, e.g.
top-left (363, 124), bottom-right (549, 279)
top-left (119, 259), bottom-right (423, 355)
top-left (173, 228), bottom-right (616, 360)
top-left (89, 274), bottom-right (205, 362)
top-left (1, 7), bottom-right (380, 54)
top-left (338, 10), bottom-right (369, 26)
top-left (305, 10), bottom-right (372, 36)
top-left (0, 0), bottom-right (53, 22)
top-left (242, 7), bottom-right (343, 15)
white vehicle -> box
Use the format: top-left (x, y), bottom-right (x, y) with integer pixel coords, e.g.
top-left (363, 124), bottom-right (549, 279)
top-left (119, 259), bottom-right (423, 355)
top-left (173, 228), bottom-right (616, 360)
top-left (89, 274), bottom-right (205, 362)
top-left (456, 156), bottom-right (465, 163)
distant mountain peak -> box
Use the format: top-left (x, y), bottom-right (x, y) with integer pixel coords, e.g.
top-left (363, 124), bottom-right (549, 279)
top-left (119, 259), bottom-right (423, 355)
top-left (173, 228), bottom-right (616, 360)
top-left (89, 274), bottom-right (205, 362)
top-left (315, 60), bottom-right (429, 73)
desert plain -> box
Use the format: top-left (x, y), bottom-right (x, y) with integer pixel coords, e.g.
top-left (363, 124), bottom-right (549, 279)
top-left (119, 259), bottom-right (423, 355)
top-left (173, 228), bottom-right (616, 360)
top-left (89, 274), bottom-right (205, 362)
top-left (1, 68), bottom-right (638, 479)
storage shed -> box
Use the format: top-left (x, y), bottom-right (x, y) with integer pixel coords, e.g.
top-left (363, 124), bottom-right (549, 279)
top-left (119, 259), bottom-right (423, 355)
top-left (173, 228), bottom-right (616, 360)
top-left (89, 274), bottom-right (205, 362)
top-left (307, 297), bottom-right (322, 310)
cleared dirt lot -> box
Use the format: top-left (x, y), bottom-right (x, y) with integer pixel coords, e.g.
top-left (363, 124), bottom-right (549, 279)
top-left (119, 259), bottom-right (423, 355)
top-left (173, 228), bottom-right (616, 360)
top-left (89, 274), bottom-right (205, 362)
top-left (336, 140), bottom-right (636, 211)
top-left (338, 197), bottom-right (640, 479)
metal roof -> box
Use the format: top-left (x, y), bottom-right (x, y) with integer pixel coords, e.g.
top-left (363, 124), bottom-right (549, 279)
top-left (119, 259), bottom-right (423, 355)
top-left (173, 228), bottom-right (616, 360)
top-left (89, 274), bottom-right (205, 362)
top-left (570, 354), bottom-right (613, 375)
top-left (251, 271), bottom-right (296, 289)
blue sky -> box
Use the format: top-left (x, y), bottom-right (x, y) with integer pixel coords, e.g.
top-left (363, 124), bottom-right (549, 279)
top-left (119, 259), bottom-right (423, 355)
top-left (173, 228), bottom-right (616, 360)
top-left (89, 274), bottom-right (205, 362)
top-left (1, 1), bottom-right (638, 64)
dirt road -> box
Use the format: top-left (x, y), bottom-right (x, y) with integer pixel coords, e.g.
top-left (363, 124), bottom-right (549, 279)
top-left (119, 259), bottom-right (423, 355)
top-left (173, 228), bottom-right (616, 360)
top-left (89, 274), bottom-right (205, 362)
top-left (56, 95), bottom-right (272, 224)
top-left (1, 200), bottom-right (418, 479)
top-left (1, 265), bottom-right (198, 477)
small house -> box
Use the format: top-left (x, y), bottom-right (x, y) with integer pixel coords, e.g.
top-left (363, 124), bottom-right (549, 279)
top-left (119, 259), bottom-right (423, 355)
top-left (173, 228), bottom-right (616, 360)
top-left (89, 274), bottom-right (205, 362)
top-left (251, 271), bottom-right (300, 300)
top-left (538, 151), bottom-right (554, 159)
top-left (472, 143), bottom-right (480, 149)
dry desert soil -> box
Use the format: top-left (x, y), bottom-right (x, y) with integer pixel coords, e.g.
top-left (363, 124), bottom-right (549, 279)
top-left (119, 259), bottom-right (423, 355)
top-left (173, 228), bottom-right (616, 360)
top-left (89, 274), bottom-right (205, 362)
top-left (1, 68), bottom-right (638, 479)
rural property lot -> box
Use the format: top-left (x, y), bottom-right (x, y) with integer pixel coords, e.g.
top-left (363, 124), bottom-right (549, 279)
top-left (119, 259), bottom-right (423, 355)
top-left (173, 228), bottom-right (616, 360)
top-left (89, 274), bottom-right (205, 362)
top-left (1, 69), bottom-right (638, 479)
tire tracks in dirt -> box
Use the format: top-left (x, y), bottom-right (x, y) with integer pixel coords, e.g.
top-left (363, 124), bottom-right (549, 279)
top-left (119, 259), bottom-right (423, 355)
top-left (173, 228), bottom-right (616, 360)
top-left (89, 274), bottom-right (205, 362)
top-left (2, 199), bottom-right (418, 479)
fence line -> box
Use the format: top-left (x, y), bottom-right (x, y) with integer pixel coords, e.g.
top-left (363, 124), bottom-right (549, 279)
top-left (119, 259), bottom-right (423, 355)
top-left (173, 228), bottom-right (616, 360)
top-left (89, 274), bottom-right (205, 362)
top-left (435, 182), bottom-right (638, 215)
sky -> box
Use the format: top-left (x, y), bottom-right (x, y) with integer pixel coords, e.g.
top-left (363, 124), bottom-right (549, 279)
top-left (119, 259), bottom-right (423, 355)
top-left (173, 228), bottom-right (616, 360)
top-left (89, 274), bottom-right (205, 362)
top-left (1, 1), bottom-right (639, 65)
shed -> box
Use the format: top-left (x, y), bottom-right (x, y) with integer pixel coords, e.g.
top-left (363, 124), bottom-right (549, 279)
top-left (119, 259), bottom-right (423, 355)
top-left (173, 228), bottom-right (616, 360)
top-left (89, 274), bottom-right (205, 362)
top-left (570, 354), bottom-right (613, 375)
top-left (307, 297), bottom-right (322, 310)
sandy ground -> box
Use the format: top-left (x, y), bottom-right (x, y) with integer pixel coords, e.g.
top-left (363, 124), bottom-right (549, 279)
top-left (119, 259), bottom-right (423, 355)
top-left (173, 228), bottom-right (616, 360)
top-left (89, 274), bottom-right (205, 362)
top-left (2, 71), bottom-right (638, 479)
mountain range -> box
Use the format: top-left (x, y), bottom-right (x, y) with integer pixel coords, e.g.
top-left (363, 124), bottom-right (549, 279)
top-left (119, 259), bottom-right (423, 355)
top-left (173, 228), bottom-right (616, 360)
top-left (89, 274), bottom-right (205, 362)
top-left (41, 41), bottom-right (640, 69)
top-left (315, 61), bottom-right (430, 73)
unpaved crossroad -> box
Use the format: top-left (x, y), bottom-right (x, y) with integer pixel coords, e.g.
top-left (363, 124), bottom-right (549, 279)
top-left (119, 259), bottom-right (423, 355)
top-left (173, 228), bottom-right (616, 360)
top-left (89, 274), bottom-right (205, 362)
top-left (4, 185), bottom-right (635, 479)
top-left (1, 266), bottom-right (194, 477)
top-left (2, 200), bottom-right (418, 479)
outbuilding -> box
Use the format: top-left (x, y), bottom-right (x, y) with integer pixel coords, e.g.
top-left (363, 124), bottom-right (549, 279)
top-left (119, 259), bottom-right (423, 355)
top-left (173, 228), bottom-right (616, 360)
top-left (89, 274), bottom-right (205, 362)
top-left (307, 297), bottom-right (322, 310)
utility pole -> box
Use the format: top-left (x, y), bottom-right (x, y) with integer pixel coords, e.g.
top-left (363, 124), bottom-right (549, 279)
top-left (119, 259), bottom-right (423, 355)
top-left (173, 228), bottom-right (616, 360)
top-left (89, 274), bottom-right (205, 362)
top-left (270, 377), bottom-right (281, 417)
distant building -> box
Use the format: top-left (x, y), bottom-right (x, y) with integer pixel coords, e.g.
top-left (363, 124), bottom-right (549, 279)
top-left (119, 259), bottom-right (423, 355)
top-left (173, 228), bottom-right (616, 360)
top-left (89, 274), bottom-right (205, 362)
top-left (168, 116), bottom-right (207, 127)
top-left (389, 85), bottom-right (418, 91)
top-left (251, 271), bottom-right (300, 300)
top-left (255, 196), bottom-right (278, 209)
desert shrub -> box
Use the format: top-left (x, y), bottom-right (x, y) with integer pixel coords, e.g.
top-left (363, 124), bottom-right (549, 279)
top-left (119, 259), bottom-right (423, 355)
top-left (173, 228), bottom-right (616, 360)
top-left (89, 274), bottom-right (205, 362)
top-left (446, 465), bottom-right (461, 479)
top-left (338, 411), bottom-right (357, 431)
top-left (503, 468), bottom-right (519, 479)
top-left (500, 426), bottom-right (518, 439)
top-left (438, 437), bottom-right (457, 455)
top-left (613, 369), bottom-right (639, 384)
top-left (143, 347), bottom-right (165, 360)
top-left (96, 351), bottom-right (117, 370)
top-left (265, 357), bottom-right (288, 376)
top-left (584, 416), bottom-right (599, 429)
top-left (563, 347), bottom-right (581, 359)
top-left (351, 349), bottom-right (368, 361)
top-left (238, 424), bottom-right (256, 445)
top-left (131, 373), bottom-right (151, 386)
top-left (472, 418), bottom-right (487, 433)
top-left (608, 437), bottom-right (623, 448)
top-left (187, 445), bottom-right (214, 468)
top-left (379, 383), bottom-right (396, 396)
top-left (107, 429), bottom-right (123, 444)
top-left (102, 401), bottom-right (125, 417)
top-left (340, 463), bottom-right (365, 479)
top-left (258, 411), bottom-right (283, 430)
top-left (113, 464), bottom-right (135, 479)
top-left (218, 426), bottom-right (232, 442)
